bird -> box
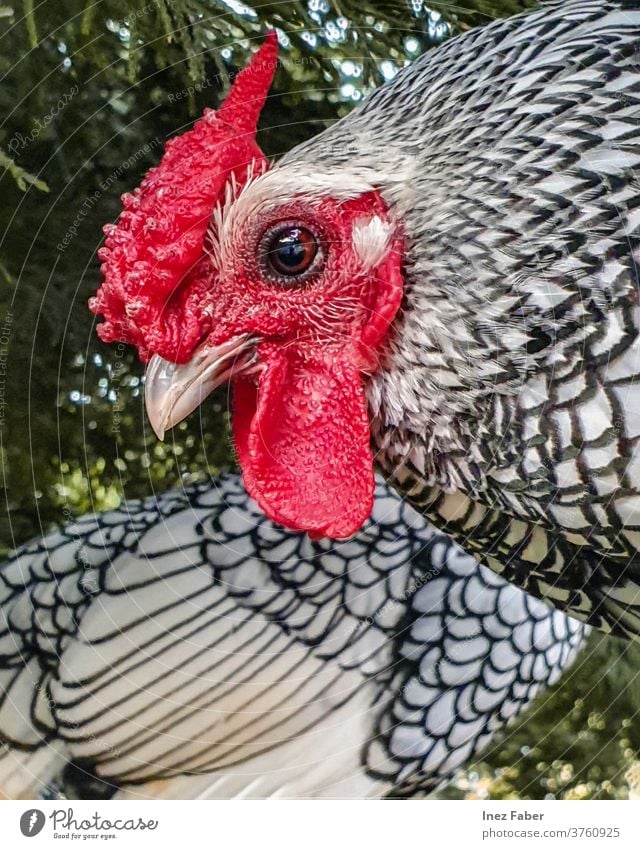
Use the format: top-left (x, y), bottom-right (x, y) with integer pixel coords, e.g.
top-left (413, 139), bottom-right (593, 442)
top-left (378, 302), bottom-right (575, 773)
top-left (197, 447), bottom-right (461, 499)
top-left (0, 475), bottom-right (585, 799)
top-left (90, 0), bottom-right (640, 639)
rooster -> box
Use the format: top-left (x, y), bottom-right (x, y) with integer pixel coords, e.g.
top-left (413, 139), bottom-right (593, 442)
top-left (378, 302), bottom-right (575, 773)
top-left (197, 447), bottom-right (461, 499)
top-left (0, 476), bottom-right (585, 799)
top-left (91, 1), bottom-right (640, 637)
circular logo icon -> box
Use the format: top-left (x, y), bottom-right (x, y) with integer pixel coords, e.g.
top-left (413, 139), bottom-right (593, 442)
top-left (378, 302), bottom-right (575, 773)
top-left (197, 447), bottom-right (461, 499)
top-left (19, 809), bottom-right (45, 837)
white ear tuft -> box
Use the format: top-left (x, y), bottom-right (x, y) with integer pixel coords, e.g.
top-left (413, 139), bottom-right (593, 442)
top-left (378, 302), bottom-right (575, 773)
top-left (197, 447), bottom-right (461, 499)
top-left (352, 216), bottom-right (394, 272)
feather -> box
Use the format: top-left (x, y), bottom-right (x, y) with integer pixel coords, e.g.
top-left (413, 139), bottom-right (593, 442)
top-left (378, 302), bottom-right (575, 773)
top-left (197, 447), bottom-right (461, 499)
top-left (0, 476), bottom-right (585, 799)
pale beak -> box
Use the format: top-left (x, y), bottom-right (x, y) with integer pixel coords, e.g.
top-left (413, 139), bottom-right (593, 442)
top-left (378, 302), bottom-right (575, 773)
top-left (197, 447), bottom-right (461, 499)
top-left (144, 335), bottom-right (259, 440)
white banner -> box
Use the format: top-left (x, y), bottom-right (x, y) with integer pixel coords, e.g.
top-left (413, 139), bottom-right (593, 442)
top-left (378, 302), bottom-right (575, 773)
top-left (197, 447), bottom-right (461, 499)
top-left (0, 800), bottom-right (639, 849)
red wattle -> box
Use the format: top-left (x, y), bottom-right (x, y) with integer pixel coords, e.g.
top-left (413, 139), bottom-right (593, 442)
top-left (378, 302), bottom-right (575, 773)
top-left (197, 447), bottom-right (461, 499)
top-left (232, 350), bottom-right (374, 539)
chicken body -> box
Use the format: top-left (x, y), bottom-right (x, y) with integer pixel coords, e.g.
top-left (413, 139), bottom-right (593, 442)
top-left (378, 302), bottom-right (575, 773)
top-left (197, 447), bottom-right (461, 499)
top-left (0, 477), bottom-right (584, 799)
top-left (269, 0), bottom-right (640, 635)
top-left (91, 3), bottom-right (640, 637)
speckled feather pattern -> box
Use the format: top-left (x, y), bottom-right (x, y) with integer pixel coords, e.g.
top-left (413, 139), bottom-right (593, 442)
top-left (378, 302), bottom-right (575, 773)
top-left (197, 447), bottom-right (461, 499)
top-left (0, 477), bottom-right (584, 799)
top-left (278, 0), bottom-right (640, 636)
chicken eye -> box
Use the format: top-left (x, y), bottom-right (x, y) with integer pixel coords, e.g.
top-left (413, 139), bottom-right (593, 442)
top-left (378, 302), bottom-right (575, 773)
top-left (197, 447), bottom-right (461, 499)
top-left (262, 225), bottom-right (320, 280)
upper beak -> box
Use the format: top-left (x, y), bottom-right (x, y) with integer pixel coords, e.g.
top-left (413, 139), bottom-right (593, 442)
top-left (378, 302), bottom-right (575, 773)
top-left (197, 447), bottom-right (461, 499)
top-left (144, 335), bottom-right (259, 439)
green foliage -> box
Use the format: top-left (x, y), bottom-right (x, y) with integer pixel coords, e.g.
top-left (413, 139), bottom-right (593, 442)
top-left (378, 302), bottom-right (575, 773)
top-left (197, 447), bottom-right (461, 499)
top-left (0, 147), bottom-right (49, 192)
top-left (0, 0), bottom-right (636, 800)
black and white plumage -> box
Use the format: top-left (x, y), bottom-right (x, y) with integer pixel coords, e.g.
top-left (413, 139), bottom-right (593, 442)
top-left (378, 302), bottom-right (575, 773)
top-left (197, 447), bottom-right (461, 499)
top-left (0, 476), bottom-right (585, 799)
top-left (250, 0), bottom-right (640, 636)
top-left (361, 0), bottom-right (640, 636)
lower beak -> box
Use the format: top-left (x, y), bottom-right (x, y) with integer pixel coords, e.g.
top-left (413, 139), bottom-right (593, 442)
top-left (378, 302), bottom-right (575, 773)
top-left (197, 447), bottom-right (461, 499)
top-left (144, 335), bottom-right (259, 439)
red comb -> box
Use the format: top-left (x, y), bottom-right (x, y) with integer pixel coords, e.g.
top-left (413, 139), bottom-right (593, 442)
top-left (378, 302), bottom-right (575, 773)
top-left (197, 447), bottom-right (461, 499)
top-left (89, 32), bottom-right (278, 363)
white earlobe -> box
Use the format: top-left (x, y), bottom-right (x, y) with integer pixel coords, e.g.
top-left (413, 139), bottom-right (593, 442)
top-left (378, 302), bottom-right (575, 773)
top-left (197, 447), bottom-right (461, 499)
top-left (352, 216), bottom-right (394, 271)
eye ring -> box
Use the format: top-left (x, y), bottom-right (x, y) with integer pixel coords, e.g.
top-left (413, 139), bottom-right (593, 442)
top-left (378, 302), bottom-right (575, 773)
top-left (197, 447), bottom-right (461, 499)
top-left (259, 221), bottom-right (324, 284)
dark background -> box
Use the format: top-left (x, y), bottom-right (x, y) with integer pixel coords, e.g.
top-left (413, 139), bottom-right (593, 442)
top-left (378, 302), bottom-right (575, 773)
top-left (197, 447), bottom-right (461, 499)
top-left (1, 0), bottom-right (639, 798)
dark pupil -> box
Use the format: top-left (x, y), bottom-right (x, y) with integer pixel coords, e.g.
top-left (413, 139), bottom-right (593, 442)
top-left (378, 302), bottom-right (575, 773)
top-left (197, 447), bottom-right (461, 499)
top-left (268, 227), bottom-right (317, 276)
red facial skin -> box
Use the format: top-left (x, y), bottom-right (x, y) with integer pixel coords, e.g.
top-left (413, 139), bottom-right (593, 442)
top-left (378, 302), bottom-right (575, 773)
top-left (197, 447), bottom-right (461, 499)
top-left (202, 194), bottom-right (404, 538)
top-left (90, 33), bottom-right (404, 539)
